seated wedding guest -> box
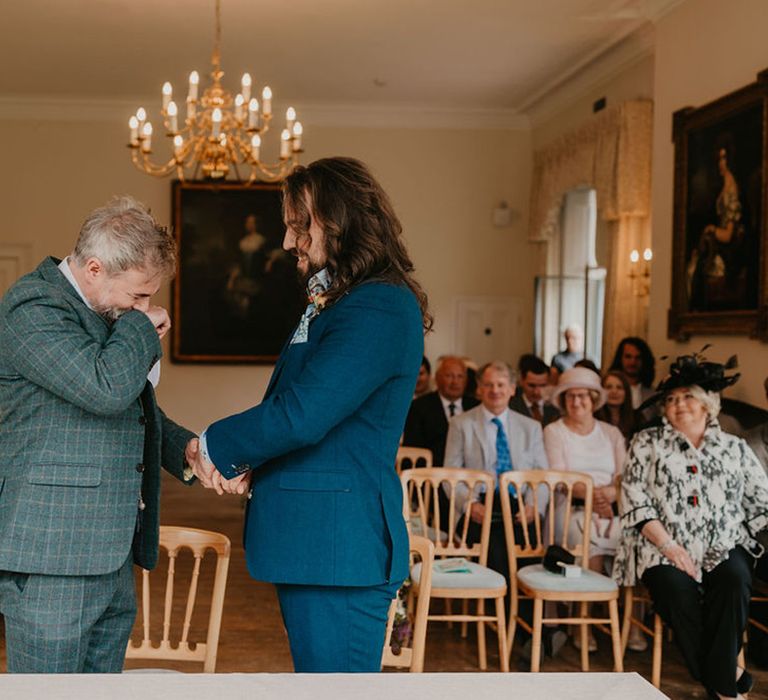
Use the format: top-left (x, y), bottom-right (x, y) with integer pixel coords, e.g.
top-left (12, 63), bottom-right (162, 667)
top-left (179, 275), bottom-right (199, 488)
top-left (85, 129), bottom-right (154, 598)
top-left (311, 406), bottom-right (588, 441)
top-left (403, 355), bottom-right (479, 465)
top-left (609, 336), bottom-right (656, 410)
top-left (613, 352), bottom-right (768, 699)
top-left (594, 370), bottom-right (638, 445)
top-left (551, 324), bottom-right (584, 378)
top-left (0, 196), bottom-right (197, 673)
top-left (510, 354), bottom-right (559, 426)
top-left (414, 355), bottom-right (432, 398)
top-left (544, 366), bottom-right (628, 652)
top-left (445, 362), bottom-right (562, 654)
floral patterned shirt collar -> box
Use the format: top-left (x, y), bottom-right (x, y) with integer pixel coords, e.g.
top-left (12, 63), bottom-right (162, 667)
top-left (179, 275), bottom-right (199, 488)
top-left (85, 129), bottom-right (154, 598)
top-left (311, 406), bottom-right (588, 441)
top-left (306, 267), bottom-right (332, 309)
top-left (290, 267), bottom-right (332, 345)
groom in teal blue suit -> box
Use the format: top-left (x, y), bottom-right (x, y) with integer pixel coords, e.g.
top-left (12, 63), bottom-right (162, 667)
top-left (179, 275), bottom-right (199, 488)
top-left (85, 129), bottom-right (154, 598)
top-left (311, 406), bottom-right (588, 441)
top-left (191, 157), bottom-right (430, 672)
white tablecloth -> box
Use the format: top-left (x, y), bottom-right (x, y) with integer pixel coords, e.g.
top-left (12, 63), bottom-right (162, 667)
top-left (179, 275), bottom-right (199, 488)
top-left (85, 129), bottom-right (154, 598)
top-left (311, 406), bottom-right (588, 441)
top-left (0, 672), bottom-right (669, 699)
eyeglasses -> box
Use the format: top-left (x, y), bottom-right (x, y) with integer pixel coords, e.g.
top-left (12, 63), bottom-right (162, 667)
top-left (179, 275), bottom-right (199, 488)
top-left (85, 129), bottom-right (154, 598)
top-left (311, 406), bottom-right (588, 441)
top-left (664, 392), bottom-right (697, 406)
top-left (565, 390), bottom-right (592, 403)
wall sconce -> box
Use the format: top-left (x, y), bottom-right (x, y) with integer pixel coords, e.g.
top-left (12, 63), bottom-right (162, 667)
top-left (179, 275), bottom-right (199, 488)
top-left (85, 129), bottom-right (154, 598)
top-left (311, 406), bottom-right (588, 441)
top-left (629, 247), bottom-right (652, 296)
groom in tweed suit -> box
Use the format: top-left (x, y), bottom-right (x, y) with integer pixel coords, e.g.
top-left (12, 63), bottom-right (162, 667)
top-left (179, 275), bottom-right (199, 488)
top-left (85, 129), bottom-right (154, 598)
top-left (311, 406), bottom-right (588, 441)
top-left (0, 196), bottom-right (197, 673)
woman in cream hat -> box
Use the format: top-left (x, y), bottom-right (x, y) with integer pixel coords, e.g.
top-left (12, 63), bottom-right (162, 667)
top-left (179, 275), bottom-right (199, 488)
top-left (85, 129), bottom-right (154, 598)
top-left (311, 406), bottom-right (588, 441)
top-left (544, 367), bottom-right (627, 652)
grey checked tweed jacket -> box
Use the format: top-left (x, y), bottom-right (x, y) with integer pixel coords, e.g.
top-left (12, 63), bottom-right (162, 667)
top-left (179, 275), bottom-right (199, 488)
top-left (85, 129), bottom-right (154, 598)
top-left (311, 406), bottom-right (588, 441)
top-left (0, 257), bottom-right (195, 575)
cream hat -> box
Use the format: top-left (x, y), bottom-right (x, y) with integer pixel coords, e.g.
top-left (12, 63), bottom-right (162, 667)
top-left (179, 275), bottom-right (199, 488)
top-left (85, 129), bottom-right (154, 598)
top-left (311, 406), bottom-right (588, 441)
top-left (550, 367), bottom-right (607, 411)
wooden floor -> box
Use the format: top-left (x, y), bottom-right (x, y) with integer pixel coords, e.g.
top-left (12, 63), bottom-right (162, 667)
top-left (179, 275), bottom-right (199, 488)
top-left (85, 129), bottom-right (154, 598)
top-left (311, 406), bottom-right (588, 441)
top-left (2, 472), bottom-right (767, 699)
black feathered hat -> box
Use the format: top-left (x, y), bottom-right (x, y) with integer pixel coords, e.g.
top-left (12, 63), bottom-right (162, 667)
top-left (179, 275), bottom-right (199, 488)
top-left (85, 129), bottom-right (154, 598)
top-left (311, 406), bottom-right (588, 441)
top-left (639, 346), bottom-right (739, 410)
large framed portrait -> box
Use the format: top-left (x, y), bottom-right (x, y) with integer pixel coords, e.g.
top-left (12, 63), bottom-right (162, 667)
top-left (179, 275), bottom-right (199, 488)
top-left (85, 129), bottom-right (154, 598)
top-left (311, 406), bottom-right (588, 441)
top-left (668, 69), bottom-right (768, 341)
top-left (171, 181), bottom-right (305, 363)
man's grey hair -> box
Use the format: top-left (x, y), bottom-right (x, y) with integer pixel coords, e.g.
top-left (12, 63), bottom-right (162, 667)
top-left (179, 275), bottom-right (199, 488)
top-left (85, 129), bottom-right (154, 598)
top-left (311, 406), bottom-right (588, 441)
top-left (478, 360), bottom-right (517, 384)
top-left (72, 195), bottom-right (176, 277)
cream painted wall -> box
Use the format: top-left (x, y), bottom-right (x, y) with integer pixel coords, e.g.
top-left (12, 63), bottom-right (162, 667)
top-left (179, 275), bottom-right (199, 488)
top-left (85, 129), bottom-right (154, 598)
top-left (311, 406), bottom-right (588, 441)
top-left (650, 0), bottom-right (768, 406)
top-left (0, 116), bottom-right (533, 431)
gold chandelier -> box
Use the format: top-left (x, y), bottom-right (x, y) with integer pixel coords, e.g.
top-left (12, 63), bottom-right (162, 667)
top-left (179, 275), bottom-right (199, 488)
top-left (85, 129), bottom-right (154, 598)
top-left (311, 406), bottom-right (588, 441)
top-left (127, 0), bottom-right (303, 183)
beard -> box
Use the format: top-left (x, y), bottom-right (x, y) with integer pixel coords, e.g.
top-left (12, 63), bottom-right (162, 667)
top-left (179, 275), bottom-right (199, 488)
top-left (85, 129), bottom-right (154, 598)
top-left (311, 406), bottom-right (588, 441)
top-left (93, 304), bottom-right (127, 322)
top-left (92, 293), bottom-right (128, 322)
top-left (293, 253), bottom-right (324, 286)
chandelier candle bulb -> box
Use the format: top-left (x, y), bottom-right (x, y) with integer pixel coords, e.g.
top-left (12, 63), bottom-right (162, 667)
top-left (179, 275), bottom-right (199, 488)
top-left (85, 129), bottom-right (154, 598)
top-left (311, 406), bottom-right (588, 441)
top-left (248, 98), bottom-right (259, 128)
top-left (167, 101), bottom-right (178, 132)
top-left (286, 106), bottom-right (296, 131)
top-left (141, 122), bottom-right (152, 152)
top-left (643, 248), bottom-right (653, 262)
top-left (188, 71), bottom-right (199, 101)
top-left (212, 108), bottom-right (222, 137)
top-left (241, 73), bottom-right (252, 103)
top-left (129, 116), bottom-right (139, 144)
top-left (251, 134), bottom-right (261, 161)
top-left (630, 249), bottom-right (640, 264)
top-left (262, 86), bottom-right (272, 116)
top-left (162, 82), bottom-right (172, 109)
top-left (173, 134), bottom-right (184, 158)
top-left (234, 94), bottom-right (245, 121)
top-left (136, 107), bottom-right (147, 129)
top-left (292, 121), bottom-right (303, 151)
top-left (280, 128), bottom-right (291, 159)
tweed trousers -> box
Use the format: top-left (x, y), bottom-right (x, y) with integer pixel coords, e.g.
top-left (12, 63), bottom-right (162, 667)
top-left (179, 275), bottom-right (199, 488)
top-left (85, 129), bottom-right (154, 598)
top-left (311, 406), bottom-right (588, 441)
top-left (0, 554), bottom-right (136, 673)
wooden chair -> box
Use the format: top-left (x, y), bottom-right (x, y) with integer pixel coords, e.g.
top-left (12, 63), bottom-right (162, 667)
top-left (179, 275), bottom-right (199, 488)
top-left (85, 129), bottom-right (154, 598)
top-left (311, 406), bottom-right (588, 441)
top-left (621, 584), bottom-right (664, 688)
top-left (382, 534), bottom-right (435, 672)
top-left (396, 446), bottom-right (433, 475)
top-left (499, 470), bottom-right (623, 673)
top-left (400, 467), bottom-right (509, 671)
top-left (126, 525), bottom-right (231, 672)
top-left (748, 577), bottom-right (768, 635)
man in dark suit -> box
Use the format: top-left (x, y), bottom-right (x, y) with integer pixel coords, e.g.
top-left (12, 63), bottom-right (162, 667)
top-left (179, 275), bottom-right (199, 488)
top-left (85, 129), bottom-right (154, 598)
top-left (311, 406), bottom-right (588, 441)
top-left (403, 355), bottom-right (479, 465)
top-left (189, 158), bottom-right (429, 673)
top-left (510, 354), bottom-right (560, 426)
top-left (0, 196), bottom-right (196, 673)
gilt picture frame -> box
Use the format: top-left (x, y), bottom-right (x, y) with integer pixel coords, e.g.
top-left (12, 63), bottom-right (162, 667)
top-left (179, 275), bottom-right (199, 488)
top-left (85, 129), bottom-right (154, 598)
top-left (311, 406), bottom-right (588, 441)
top-left (668, 68), bottom-right (768, 341)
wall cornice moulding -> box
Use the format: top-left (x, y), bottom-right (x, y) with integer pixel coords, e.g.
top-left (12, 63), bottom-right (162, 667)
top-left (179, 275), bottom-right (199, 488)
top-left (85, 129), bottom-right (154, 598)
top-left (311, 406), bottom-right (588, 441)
top-left (0, 95), bottom-right (530, 131)
top-left (525, 22), bottom-right (656, 128)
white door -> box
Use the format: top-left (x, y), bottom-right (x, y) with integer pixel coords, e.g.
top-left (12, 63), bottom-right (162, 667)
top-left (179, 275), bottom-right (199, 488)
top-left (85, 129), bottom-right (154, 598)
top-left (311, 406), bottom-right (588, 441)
top-left (454, 296), bottom-right (523, 366)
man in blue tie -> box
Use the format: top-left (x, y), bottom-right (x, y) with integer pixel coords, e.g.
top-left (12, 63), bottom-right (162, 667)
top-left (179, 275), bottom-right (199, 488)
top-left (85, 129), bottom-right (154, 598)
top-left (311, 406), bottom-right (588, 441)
top-left (188, 157), bottom-right (430, 672)
top-left (445, 361), bottom-right (551, 645)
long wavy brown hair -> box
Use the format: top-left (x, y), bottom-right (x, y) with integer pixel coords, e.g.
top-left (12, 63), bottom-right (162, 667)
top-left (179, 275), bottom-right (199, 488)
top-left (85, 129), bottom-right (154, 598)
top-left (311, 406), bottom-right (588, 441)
top-left (282, 157), bottom-right (432, 331)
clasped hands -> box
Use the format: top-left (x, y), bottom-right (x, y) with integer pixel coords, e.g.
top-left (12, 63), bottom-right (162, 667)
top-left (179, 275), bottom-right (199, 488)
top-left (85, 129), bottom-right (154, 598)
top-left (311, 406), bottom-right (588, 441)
top-left (185, 438), bottom-right (251, 496)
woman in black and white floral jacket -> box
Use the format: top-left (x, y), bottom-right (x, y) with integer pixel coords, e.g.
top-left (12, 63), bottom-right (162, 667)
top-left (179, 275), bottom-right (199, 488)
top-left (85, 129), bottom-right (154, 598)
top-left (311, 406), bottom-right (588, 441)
top-left (613, 352), bottom-right (768, 700)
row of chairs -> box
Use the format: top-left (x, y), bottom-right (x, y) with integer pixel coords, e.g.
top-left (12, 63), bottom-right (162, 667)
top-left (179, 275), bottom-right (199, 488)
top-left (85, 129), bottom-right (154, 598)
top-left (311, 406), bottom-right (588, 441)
top-left (396, 448), bottom-right (768, 686)
top-left (123, 456), bottom-right (765, 682)
top-left (400, 466), bottom-right (623, 674)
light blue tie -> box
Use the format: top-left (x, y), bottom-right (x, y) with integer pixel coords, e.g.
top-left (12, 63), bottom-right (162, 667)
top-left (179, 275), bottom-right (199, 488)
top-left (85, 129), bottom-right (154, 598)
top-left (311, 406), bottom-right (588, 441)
top-left (491, 416), bottom-right (513, 476)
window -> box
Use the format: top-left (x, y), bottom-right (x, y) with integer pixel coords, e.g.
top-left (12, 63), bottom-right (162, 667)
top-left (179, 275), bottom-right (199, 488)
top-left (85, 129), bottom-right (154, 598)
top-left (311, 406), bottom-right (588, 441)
top-left (534, 188), bottom-right (605, 369)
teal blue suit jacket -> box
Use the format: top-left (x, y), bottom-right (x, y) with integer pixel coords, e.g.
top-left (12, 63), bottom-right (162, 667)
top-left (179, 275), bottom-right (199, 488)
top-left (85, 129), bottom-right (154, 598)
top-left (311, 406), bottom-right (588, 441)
top-left (205, 281), bottom-right (423, 587)
top-left (0, 258), bottom-right (195, 575)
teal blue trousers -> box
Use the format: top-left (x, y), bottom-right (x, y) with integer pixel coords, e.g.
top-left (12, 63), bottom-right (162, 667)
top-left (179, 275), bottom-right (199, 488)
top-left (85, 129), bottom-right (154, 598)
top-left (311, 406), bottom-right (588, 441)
top-left (0, 555), bottom-right (136, 673)
top-left (276, 579), bottom-right (403, 672)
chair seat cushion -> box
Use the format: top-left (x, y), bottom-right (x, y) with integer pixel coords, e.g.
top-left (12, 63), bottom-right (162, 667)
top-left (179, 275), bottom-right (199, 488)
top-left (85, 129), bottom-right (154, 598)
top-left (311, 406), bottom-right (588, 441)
top-left (412, 558), bottom-right (507, 590)
top-left (517, 563), bottom-right (618, 593)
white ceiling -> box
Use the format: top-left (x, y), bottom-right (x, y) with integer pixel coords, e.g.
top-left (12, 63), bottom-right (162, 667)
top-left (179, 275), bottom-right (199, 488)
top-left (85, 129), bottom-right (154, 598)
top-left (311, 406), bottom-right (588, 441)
top-left (0, 0), bottom-right (678, 115)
